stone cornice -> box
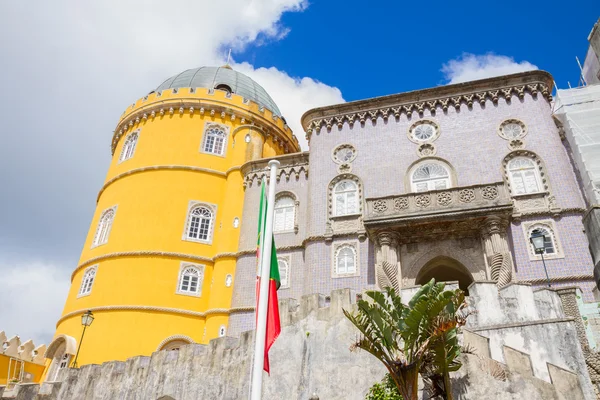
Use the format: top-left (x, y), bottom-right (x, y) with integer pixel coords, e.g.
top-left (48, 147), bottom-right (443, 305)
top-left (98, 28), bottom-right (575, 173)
top-left (111, 95), bottom-right (300, 156)
top-left (301, 71), bottom-right (554, 141)
top-left (56, 305), bottom-right (255, 327)
top-left (241, 152), bottom-right (310, 188)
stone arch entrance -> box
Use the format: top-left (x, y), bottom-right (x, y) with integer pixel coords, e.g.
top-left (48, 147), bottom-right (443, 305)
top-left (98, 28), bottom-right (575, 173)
top-left (415, 256), bottom-right (474, 293)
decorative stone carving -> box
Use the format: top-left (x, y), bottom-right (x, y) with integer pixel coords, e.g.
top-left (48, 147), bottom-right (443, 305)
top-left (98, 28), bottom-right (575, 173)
top-left (408, 119), bottom-right (440, 144)
top-left (437, 191), bottom-right (453, 206)
top-left (337, 163), bottom-right (352, 174)
top-left (490, 252), bottom-right (513, 287)
top-left (332, 144), bottom-right (357, 164)
top-left (481, 186), bottom-right (499, 200)
top-left (373, 200), bottom-right (388, 214)
top-left (458, 189), bottom-right (475, 203)
top-left (415, 194), bottom-right (431, 208)
top-left (417, 143), bottom-right (437, 158)
top-left (394, 197), bottom-right (409, 210)
top-left (508, 139), bottom-right (525, 150)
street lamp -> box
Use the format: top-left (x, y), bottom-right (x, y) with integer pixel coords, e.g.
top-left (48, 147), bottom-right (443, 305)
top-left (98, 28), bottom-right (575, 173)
top-left (72, 310), bottom-right (94, 368)
top-left (529, 229), bottom-right (551, 287)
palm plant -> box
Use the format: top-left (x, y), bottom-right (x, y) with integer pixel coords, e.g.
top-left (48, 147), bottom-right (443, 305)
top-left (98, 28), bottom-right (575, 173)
top-left (343, 279), bottom-right (468, 400)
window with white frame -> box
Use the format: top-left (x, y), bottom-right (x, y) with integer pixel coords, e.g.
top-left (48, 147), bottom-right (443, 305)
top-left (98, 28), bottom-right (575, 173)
top-left (119, 131), bottom-right (139, 162)
top-left (335, 244), bottom-right (357, 276)
top-left (78, 266), bottom-right (97, 297)
top-left (219, 325), bottom-right (227, 337)
top-left (93, 207), bottom-right (116, 247)
top-left (274, 196), bottom-right (295, 232)
top-left (507, 157), bottom-right (542, 195)
top-left (202, 124), bottom-right (227, 155)
top-left (177, 264), bottom-right (204, 296)
top-left (334, 180), bottom-right (359, 216)
top-left (185, 204), bottom-right (214, 243)
top-left (277, 257), bottom-right (290, 288)
top-left (411, 163), bottom-right (451, 192)
top-left (524, 221), bottom-right (563, 260)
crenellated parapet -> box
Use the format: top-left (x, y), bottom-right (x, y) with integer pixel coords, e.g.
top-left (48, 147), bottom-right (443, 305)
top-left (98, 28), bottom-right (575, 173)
top-left (0, 331), bottom-right (46, 365)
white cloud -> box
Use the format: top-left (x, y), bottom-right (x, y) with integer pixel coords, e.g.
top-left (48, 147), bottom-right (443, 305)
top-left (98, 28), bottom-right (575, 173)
top-left (441, 53), bottom-right (538, 84)
top-left (0, 260), bottom-right (70, 346)
top-left (0, 1), bottom-right (342, 344)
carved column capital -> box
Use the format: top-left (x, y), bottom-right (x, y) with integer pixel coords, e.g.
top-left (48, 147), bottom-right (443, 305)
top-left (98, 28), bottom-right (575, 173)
top-left (482, 216), bottom-right (509, 237)
top-left (377, 231), bottom-right (399, 247)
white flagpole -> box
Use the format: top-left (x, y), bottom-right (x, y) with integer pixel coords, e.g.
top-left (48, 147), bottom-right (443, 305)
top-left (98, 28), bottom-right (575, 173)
top-left (250, 159), bottom-right (279, 400)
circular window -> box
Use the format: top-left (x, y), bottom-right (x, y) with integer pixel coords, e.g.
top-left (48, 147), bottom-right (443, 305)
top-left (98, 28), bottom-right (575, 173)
top-left (498, 119), bottom-right (527, 140)
top-left (332, 144), bottom-right (357, 164)
top-left (408, 120), bottom-right (439, 143)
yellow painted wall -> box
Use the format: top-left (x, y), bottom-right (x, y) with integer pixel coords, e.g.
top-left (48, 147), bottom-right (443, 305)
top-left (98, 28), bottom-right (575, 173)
top-left (0, 354), bottom-right (45, 385)
top-left (49, 84), bottom-right (298, 370)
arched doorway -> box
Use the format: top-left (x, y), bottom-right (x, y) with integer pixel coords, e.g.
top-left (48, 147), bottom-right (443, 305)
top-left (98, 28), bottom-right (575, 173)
top-left (415, 256), bottom-right (474, 293)
top-left (44, 335), bottom-right (77, 382)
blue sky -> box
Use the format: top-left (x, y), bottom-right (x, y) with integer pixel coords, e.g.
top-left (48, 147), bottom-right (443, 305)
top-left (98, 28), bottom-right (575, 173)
top-left (0, 0), bottom-right (597, 345)
top-left (240, 1), bottom-right (598, 98)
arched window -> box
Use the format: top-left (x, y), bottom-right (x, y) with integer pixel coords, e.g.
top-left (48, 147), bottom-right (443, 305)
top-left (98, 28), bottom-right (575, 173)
top-left (523, 220), bottom-right (564, 260)
top-left (186, 206), bottom-right (213, 242)
top-left (78, 266), bottom-right (97, 297)
top-left (411, 163), bottom-right (451, 192)
top-left (507, 157), bottom-right (542, 195)
top-left (277, 257), bottom-right (290, 288)
top-left (215, 84), bottom-right (232, 95)
top-left (177, 264), bottom-right (203, 296)
top-left (119, 131), bottom-right (139, 162)
top-left (334, 180), bottom-right (359, 216)
top-left (93, 207), bottom-right (116, 247)
top-left (219, 325), bottom-right (227, 337)
top-left (202, 125), bottom-right (227, 155)
top-left (336, 245), bottom-right (357, 275)
top-left (274, 196), bottom-right (295, 232)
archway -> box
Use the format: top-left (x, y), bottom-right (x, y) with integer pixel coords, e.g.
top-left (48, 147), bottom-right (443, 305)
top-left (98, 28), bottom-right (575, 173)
top-left (415, 256), bottom-right (474, 293)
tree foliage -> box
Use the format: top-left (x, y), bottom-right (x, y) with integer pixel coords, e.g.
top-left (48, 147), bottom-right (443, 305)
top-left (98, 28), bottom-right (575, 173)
top-left (343, 279), bottom-right (469, 400)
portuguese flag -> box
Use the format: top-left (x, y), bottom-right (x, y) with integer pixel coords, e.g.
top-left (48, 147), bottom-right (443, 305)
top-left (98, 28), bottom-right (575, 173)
top-left (256, 178), bottom-right (281, 374)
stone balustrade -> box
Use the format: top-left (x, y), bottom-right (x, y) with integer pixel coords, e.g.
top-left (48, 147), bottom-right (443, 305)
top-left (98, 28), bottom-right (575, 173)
top-left (365, 181), bottom-right (512, 224)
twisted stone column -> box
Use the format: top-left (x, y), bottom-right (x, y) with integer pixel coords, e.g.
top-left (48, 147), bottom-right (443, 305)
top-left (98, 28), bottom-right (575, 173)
top-left (375, 231), bottom-right (401, 290)
top-left (481, 216), bottom-right (514, 286)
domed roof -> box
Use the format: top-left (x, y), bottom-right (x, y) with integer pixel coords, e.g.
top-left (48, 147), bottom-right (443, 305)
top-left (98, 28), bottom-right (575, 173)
top-left (156, 66), bottom-right (281, 116)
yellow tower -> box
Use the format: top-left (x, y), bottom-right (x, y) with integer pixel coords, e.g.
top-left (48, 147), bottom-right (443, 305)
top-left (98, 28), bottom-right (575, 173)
top-left (43, 66), bottom-right (299, 378)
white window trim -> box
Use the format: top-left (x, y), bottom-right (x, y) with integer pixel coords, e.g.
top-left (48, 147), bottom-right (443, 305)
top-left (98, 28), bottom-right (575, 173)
top-left (277, 255), bottom-right (291, 289)
top-left (218, 325), bottom-right (227, 337)
top-left (182, 201), bottom-right (217, 244)
top-left (521, 219), bottom-right (565, 261)
top-left (408, 161), bottom-right (453, 193)
top-left (407, 119), bottom-right (440, 144)
top-left (274, 192), bottom-right (298, 234)
top-left (332, 241), bottom-right (360, 278)
top-left (200, 122), bottom-right (229, 158)
top-left (327, 174), bottom-right (363, 220)
top-left (507, 157), bottom-right (544, 196)
top-left (92, 205), bottom-right (117, 248)
top-left (77, 265), bottom-right (98, 298)
top-left (333, 180), bottom-right (360, 217)
top-left (176, 262), bottom-right (205, 297)
top-left (118, 129), bottom-right (140, 163)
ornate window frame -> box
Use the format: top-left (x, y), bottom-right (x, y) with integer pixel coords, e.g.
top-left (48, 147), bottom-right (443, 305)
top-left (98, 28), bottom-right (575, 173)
top-left (274, 191), bottom-right (299, 234)
top-left (521, 219), bottom-right (564, 260)
top-left (77, 265), bottom-right (97, 298)
top-left (92, 206), bottom-right (117, 248)
top-left (182, 201), bottom-right (217, 244)
top-left (406, 157), bottom-right (456, 193)
top-left (328, 174), bottom-right (363, 218)
top-left (332, 241), bottom-right (360, 278)
top-left (176, 262), bottom-right (205, 297)
top-left (118, 129), bottom-right (140, 163)
top-left (200, 122), bottom-right (229, 157)
top-left (502, 150), bottom-right (551, 197)
top-left (277, 254), bottom-right (291, 289)
top-left (331, 143), bottom-right (357, 164)
top-left (407, 119), bottom-right (440, 144)
top-left (497, 119), bottom-right (527, 140)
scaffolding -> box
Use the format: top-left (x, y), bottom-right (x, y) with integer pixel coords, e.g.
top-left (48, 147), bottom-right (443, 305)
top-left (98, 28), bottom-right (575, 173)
top-left (553, 83), bottom-right (600, 205)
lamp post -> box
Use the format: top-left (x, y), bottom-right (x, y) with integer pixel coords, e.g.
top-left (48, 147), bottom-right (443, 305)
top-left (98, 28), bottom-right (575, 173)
top-left (72, 310), bottom-right (94, 368)
top-left (530, 229), bottom-right (551, 287)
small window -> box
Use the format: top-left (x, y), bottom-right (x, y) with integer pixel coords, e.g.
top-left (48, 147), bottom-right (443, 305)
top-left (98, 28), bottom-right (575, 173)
top-left (225, 274), bottom-right (233, 287)
top-left (528, 226), bottom-right (556, 255)
top-left (93, 207), bottom-right (116, 247)
top-left (508, 157), bottom-right (542, 195)
top-left (78, 266), bottom-right (97, 297)
top-left (278, 258), bottom-right (290, 288)
top-left (498, 119), bottom-right (527, 140)
top-left (523, 221), bottom-right (564, 260)
top-left (334, 180), bottom-right (359, 216)
top-left (215, 84), bottom-right (232, 95)
top-left (408, 120), bottom-right (440, 143)
top-left (219, 325), bottom-right (227, 337)
top-left (336, 245), bottom-right (357, 275)
top-left (274, 196), bottom-right (295, 232)
top-left (185, 205), bottom-right (213, 242)
top-left (202, 125), bottom-right (227, 156)
top-left (177, 264), bottom-right (203, 296)
top-left (119, 131), bottom-right (139, 162)
top-left (411, 163), bottom-right (451, 192)
top-left (59, 353), bottom-right (70, 369)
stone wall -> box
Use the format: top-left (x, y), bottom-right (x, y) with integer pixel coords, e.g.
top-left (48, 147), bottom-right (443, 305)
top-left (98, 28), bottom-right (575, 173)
top-left (2, 282), bottom-right (597, 399)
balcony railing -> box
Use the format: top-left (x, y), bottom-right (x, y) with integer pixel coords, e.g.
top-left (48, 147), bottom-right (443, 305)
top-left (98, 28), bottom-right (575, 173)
top-left (364, 182), bottom-right (512, 224)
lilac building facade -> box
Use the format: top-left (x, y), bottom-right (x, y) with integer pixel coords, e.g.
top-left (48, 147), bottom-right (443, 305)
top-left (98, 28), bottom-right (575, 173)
top-left (228, 70), bottom-right (595, 336)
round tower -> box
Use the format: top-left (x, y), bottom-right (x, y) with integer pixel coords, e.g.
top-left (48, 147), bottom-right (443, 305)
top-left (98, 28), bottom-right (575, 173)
top-left (44, 66), bottom-right (299, 376)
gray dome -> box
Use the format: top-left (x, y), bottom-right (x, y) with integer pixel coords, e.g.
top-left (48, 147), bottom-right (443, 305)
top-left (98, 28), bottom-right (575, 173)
top-left (156, 66), bottom-right (281, 116)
